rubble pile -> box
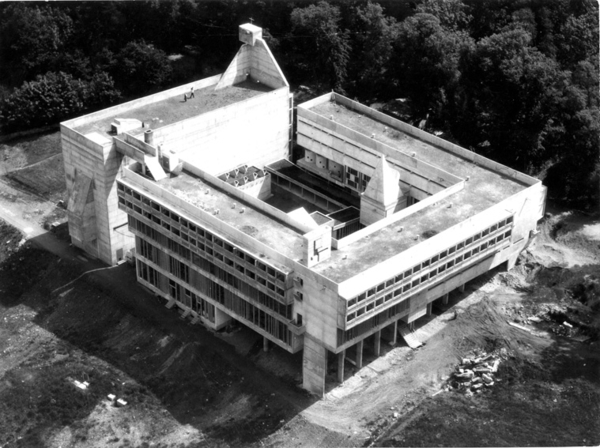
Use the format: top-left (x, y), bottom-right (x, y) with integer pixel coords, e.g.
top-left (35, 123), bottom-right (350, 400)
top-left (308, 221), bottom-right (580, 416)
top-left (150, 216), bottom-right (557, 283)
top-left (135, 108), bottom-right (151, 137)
top-left (448, 352), bottom-right (501, 395)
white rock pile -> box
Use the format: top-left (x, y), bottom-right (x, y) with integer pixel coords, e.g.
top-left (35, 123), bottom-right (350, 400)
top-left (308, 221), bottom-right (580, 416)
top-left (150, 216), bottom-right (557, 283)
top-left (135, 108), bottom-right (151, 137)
top-left (448, 352), bottom-right (501, 394)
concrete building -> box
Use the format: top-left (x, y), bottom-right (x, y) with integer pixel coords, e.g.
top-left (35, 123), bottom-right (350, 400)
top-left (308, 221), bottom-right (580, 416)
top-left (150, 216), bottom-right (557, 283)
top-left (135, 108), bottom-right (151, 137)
top-left (61, 24), bottom-right (546, 396)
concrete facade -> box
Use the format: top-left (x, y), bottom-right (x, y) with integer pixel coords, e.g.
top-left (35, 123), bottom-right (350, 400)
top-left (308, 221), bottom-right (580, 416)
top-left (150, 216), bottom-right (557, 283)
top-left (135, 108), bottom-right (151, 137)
top-left (61, 24), bottom-right (546, 397)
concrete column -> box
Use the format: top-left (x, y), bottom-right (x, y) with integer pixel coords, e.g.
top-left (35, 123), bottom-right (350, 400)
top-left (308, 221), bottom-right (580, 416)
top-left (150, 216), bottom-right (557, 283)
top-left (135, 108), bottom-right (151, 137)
top-left (442, 293), bottom-right (449, 305)
top-left (506, 254), bottom-right (519, 270)
top-left (427, 302), bottom-right (433, 316)
top-left (374, 331), bottom-right (381, 357)
top-left (263, 337), bottom-right (269, 352)
top-left (390, 320), bottom-right (398, 346)
top-left (337, 350), bottom-right (345, 383)
top-left (302, 335), bottom-right (327, 396)
top-left (458, 284), bottom-right (465, 293)
top-left (356, 340), bottom-right (364, 369)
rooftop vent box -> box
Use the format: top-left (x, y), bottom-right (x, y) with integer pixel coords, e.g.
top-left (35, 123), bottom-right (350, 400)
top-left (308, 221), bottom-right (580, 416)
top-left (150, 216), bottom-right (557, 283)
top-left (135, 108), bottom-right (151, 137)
top-left (110, 118), bottom-right (142, 135)
top-left (239, 23), bottom-right (262, 46)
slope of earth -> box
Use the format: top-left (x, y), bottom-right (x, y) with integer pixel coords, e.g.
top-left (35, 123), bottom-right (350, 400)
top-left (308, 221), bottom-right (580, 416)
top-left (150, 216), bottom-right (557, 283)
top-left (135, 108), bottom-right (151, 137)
top-left (372, 212), bottom-right (600, 447)
top-left (0, 131), bottom-right (66, 232)
top-left (0, 220), bottom-right (314, 448)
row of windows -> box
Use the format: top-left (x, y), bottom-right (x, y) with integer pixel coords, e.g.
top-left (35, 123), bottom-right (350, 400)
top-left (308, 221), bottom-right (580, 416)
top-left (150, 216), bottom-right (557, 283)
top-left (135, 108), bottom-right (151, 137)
top-left (126, 207), bottom-right (288, 301)
top-left (338, 300), bottom-right (410, 347)
top-left (133, 225), bottom-right (292, 319)
top-left (138, 259), bottom-right (292, 345)
top-left (345, 217), bottom-right (514, 325)
top-left (118, 183), bottom-right (287, 283)
top-left (190, 251), bottom-right (293, 320)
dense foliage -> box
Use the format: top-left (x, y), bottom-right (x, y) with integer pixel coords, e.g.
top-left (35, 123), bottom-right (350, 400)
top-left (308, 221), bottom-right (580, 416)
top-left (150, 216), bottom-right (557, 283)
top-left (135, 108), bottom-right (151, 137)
top-left (0, 0), bottom-right (597, 208)
top-left (0, 72), bottom-right (120, 132)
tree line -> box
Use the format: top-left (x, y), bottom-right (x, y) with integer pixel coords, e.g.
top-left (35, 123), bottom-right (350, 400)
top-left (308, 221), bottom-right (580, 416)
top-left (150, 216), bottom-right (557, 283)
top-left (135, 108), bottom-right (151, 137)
top-left (0, 0), bottom-right (597, 209)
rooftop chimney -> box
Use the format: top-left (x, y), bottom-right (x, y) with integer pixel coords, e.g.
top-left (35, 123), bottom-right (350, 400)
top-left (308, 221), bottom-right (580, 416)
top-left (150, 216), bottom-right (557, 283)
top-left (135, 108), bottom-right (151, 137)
top-left (144, 130), bottom-right (154, 146)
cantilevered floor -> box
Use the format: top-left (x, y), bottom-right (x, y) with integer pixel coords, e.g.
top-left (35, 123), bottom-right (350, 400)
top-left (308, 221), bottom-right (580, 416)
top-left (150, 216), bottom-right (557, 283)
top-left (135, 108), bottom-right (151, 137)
top-left (75, 80), bottom-right (271, 137)
top-left (308, 101), bottom-right (532, 284)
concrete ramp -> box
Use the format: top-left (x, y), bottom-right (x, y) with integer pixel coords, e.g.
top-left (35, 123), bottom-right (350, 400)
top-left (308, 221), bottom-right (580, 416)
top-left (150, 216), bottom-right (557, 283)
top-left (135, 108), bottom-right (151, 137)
top-left (398, 323), bottom-right (423, 349)
top-left (144, 156), bottom-right (167, 181)
top-left (288, 207), bottom-right (319, 230)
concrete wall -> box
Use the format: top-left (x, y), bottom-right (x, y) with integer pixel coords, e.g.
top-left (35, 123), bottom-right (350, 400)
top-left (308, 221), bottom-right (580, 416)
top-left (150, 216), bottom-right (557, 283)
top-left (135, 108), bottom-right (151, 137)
top-left (296, 107), bottom-right (462, 196)
top-left (216, 39), bottom-right (288, 90)
top-left (61, 125), bottom-right (134, 264)
top-left (148, 87), bottom-right (291, 176)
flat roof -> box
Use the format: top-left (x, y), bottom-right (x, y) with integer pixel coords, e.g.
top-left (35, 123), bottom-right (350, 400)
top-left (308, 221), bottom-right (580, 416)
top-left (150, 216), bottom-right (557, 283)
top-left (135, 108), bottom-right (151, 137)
top-left (75, 80), bottom-right (271, 137)
top-left (155, 169), bottom-right (305, 268)
top-left (307, 101), bottom-right (530, 284)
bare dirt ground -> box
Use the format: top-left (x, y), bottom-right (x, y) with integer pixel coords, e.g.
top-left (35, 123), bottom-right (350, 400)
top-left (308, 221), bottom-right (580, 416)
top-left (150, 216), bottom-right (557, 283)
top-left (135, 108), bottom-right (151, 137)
top-left (0, 131), bottom-right (599, 447)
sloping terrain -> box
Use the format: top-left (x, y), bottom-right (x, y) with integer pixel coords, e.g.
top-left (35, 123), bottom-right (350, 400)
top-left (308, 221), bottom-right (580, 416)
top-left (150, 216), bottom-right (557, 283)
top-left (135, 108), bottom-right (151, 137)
top-left (0, 225), bottom-right (313, 448)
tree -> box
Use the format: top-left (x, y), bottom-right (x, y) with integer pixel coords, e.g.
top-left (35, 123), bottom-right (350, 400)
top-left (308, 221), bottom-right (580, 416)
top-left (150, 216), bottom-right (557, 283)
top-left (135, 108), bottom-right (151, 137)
top-left (115, 40), bottom-right (173, 95)
top-left (0, 71), bottom-right (120, 132)
top-left (290, 1), bottom-right (351, 91)
top-left (416, 0), bottom-right (472, 31)
top-left (390, 13), bottom-right (474, 125)
top-left (345, 1), bottom-right (398, 99)
top-left (555, 4), bottom-right (599, 68)
top-left (455, 28), bottom-right (564, 169)
top-left (0, 3), bottom-right (73, 84)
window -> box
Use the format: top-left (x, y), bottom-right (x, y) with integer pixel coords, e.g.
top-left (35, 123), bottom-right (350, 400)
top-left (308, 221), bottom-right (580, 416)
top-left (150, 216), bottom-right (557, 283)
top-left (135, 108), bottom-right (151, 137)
top-left (346, 167), bottom-right (359, 189)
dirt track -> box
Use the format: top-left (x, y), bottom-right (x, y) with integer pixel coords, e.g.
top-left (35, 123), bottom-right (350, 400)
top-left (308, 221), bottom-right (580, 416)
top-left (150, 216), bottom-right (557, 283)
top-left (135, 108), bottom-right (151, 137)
top-left (1, 132), bottom-right (599, 447)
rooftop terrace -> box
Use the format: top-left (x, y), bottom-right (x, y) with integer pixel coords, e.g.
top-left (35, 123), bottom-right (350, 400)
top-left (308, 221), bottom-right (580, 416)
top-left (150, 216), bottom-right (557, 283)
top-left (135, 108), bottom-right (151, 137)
top-left (307, 100), bottom-right (531, 284)
top-left (75, 80), bottom-right (271, 137)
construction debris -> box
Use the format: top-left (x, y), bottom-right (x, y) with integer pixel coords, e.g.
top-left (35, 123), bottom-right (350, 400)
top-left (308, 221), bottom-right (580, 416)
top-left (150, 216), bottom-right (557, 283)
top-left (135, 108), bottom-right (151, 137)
top-left (72, 379), bottom-right (90, 390)
top-left (446, 351), bottom-right (501, 394)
